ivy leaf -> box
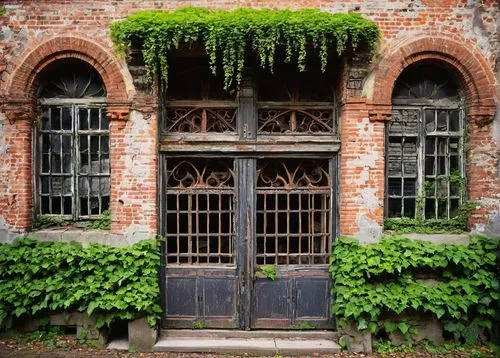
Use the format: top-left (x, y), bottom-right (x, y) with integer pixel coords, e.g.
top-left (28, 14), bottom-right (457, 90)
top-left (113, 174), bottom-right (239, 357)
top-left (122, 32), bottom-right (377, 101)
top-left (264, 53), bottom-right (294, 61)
top-left (384, 321), bottom-right (396, 333)
top-left (397, 322), bottom-right (409, 335)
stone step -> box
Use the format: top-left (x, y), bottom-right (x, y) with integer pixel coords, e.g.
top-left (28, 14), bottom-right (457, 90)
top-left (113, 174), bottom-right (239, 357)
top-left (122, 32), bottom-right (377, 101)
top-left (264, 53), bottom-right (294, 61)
top-left (154, 330), bottom-right (341, 355)
top-left (160, 329), bottom-right (340, 340)
top-left (153, 337), bottom-right (341, 355)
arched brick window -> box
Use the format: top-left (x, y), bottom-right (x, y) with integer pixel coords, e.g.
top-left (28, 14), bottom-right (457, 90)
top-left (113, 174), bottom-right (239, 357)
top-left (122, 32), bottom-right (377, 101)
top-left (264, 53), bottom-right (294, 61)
top-left (386, 64), bottom-right (465, 220)
top-left (35, 59), bottom-right (110, 220)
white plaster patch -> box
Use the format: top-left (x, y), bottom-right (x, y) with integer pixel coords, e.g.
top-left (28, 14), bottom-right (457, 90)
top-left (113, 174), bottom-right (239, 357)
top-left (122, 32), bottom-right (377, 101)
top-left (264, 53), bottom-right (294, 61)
top-left (359, 187), bottom-right (380, 212)
top-left (355, 214), bottom-right (383, 244)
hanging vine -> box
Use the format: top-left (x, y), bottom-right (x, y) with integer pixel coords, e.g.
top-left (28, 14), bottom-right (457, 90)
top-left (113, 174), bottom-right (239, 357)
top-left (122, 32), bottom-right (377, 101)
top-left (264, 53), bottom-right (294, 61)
top-left (110, 7), bottom-right (380, 89)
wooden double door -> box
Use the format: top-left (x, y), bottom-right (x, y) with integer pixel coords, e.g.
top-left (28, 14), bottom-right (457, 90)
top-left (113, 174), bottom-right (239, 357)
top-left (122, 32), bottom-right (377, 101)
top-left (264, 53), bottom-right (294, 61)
top-left (160, 156), bottom-right (336, 329)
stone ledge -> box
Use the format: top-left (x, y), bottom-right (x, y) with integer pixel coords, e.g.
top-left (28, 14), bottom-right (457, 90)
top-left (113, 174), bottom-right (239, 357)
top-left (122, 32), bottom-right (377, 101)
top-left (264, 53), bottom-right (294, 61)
top-left (0, 228), bottom-right (151, 247)
top-left (398, 233), bottom-right (470, 245)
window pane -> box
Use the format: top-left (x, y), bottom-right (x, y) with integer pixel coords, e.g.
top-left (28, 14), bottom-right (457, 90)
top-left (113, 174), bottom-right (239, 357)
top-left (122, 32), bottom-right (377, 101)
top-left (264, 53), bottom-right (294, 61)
top-left (90, 108), bottom-right (100, 130)
top-left (51, 107), bottom-right (61, 130)
top-left (425, 138), bottom-right (435, 155)
top-left (79, 108), bottom-right (88, 130)
top-left (403, 198), bottom-right (415, 218)
top-left (437, 110), bottom-right (447, 131)
top-left (449, 110), bottom-right (460, 131)
top-left (388, 178), bottom-right (402, 196)
top-left (388, 198), bottom-right (402, 217)
top-left (101, 109), bottom-right (109, 130)
top-left (62, 107), bottom-right (72, 130)
top-left (425, 199), bottom-right (435, 219)
top-left (42, 108), bottom-right (50, 130)
top-left (425, 109), bottom-right (435, 132)
top-left (403, 179), bottom-right (416, 196)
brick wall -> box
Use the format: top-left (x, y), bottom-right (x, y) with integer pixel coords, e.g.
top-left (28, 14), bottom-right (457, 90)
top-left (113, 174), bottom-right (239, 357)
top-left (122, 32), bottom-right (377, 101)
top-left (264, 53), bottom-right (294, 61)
top-left (0, 0), bottom-right (498, 239)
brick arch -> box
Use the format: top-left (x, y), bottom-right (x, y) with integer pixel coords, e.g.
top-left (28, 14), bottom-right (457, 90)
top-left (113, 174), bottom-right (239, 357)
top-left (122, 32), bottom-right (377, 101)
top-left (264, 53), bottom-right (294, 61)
top-left (7, 36), bottom-right (131, 104)
top-left (370, 36), bottom-right (496, 122)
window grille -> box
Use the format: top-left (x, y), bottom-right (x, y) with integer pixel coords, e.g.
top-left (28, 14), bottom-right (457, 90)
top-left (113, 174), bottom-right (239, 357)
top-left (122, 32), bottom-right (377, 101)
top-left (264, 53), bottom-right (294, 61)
top-left (256, 158), bottom-right (332, 265)
top-left (165, 158), bottom-right (235, 264)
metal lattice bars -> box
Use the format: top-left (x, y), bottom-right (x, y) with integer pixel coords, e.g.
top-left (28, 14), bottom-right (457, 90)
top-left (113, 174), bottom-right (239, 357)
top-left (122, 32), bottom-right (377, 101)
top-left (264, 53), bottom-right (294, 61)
top-left (255, 158), bottom-right (331, 265)
top-left (165, 158), bottom-right (235, 265)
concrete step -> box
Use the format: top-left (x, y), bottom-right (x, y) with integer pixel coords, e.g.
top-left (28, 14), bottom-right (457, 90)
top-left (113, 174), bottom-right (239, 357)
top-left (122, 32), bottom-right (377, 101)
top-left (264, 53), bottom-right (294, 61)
top-left (160, 328), bottom-right (340, 340)
top-left (154, 330), bottom-right (341, 355)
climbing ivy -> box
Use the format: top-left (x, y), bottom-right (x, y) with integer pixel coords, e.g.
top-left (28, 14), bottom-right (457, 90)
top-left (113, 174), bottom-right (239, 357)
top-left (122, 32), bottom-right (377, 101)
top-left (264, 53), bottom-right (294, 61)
top-left (0, 237), bottom-right (161, 329)
top-left (331, 236), bottom-right (500, 344)
top-left (110, 7), bottom-right (380, 89)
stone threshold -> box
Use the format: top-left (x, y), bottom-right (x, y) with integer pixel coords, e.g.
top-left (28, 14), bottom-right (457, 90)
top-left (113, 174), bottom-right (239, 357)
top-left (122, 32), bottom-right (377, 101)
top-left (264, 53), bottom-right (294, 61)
top-left (108, 329), bottom-right (341, 354)
top-left (152, 330), bottom-right (340, 355)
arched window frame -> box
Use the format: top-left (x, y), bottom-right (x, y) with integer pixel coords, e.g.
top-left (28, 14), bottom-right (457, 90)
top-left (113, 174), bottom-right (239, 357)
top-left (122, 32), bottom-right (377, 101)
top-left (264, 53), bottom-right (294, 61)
top-left (385, 65), bottom-right (466, 220)
top-left (35, 61), bottom-right (110, 221)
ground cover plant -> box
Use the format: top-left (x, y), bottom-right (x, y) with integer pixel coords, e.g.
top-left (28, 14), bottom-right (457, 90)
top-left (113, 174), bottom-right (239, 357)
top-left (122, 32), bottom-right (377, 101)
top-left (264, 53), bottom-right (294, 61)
top-left (331, 236), bottom-right (500, 345)
top-left (0, 237), bottom-right (161, 329)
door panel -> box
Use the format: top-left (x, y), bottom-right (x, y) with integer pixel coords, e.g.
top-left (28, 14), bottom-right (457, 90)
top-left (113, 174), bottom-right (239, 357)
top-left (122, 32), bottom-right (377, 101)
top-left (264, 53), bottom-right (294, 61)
top-left (252, 278), bottom-right (290, 328)
top-left (163, 268), bottom-right (238, 328)
top-left (203, 277), bottom-right (236, 317)
top-left (165, 277), bottom-right (197, 317)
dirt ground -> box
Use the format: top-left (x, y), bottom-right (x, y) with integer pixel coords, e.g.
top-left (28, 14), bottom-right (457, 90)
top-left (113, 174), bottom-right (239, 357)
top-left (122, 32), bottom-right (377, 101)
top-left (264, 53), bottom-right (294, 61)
top-left (0, 336), bottom-right (495, 358)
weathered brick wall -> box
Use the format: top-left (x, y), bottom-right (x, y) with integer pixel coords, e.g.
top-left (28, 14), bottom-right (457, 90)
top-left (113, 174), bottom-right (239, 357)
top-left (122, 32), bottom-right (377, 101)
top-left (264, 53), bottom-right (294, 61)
top-left (0, 0), bottom-right (498, 240)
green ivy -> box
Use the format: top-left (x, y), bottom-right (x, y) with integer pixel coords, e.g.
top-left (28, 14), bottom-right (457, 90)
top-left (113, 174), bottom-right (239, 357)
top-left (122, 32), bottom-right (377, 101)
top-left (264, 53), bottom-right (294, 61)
top-left (0, 237), bottom-right (161, 329)
top-left (331, 236), bottom-right (500, 343)
top-left (384, 201), bottom-right (476, 234)
top-left (33, 215), bottom-right (70, 230)
top-left (255, 264), bottom-right (276, 280)
top-left (87, 210), bottom-right (111, 230)
top-left (110, 7), bottom-right (380, 89)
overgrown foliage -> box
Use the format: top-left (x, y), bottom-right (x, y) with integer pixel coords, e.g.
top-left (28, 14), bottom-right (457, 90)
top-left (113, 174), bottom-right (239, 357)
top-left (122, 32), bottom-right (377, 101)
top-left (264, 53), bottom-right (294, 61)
top-left (384, 201), bottom-right (476, 234)
top-left (0, 238), bottom-right (161, 329)
top-left (87, 210), bottom-right (111, 230)
top-left (331, 236), bottom-right (500, 344)
top-left (110, 7), bottom-right (379, 89)
top-left (33, 215), bottom-right (70, 230)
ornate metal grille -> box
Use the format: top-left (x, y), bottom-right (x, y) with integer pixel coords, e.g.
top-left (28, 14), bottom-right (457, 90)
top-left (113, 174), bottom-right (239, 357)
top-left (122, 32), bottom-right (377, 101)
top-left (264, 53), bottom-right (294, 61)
top-left (165, 158), bottom-right (235, 264)
top-left (257, 107), bottom-right (334, 134)
top-left (165, 106), bottom-right (237, 133)
top-left (38, 106), bottom-right (109, 219)
top-left (256, 158), bottom-right (331, 265)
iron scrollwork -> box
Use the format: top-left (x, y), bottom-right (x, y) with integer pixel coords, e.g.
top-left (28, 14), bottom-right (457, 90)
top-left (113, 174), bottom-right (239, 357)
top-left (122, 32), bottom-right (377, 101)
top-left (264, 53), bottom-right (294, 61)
top-left (167, 159), bottom-right (234, 188)
top-left (258, 108), bottom-right (334, 134)
top-left (166, 107), bottom-right (237, 133)
top-left (257, 159), bottom-right (330, 188)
